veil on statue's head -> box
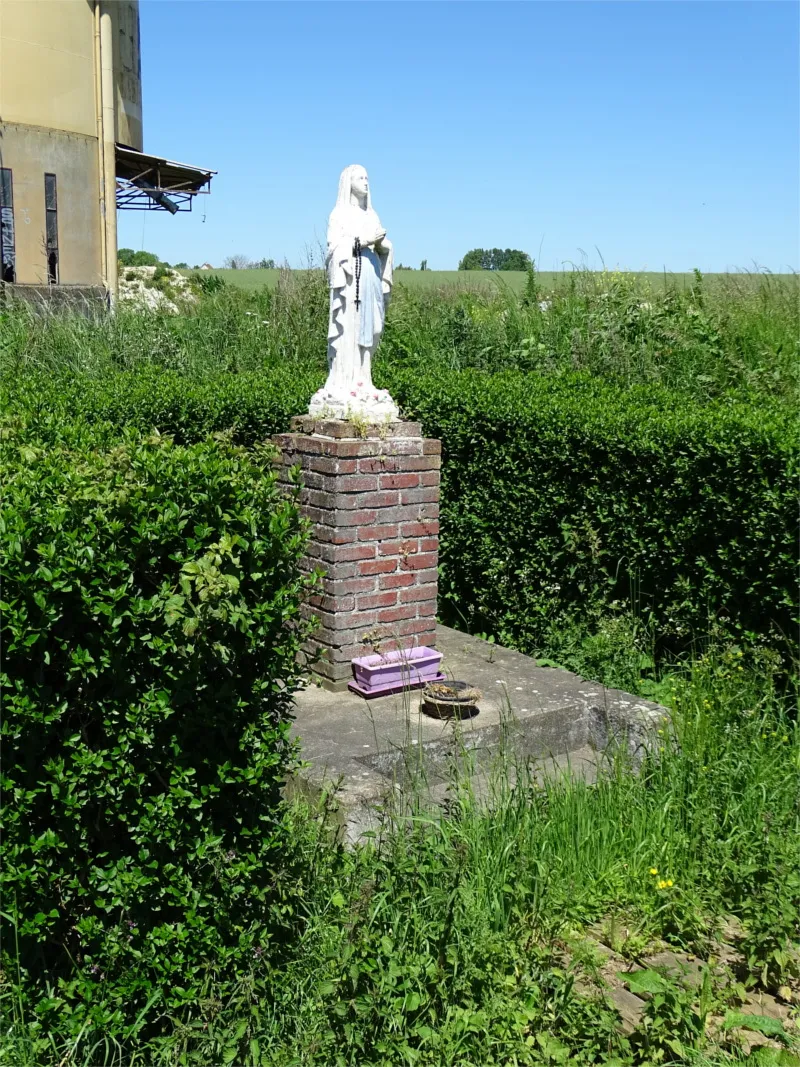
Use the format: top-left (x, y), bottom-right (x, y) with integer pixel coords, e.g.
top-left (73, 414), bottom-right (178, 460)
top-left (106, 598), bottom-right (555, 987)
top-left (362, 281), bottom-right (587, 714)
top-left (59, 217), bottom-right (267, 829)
top-left (334, 164), bottom-right (372, 212)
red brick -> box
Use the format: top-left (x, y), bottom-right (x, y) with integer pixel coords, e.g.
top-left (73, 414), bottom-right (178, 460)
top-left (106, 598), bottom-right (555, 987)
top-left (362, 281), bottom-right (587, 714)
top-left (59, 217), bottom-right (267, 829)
top-left (359, 558), bottom-right (397, 576)
top-left (420, 538), bottom-right (439, 553)
top-left (323, 576), bottom-right (376, 595)
top-left (400, 487), bottom-right (440, 505)
top-left (379, 473), bottom-right (419, 490)
top-left (315, 526), bottom-right (359, 545)
top-left (378, 605), bottom-right (418, 624)
top-left (313, 609), bottom-right (378, 631)
top-left (389, 439), bottom-right (424, 456)
top-left (311, 629), bottom-right (380, 654)
top-left (408, 567), bottom-right (438, 585)
top-left (423, 439), bottom-right (442, 455)
top-left (277, 434), bottom-right (329, 455)
top-left (295, 470), bottom-right (325, 491)
top-left (382, 421), bottom-right (422, 438)
top-left (381, 572), bottom-right (415, 589)
top-left (333, 508), bottom-right (379, 528)
top-left (346, 491), bottom-right (400, 510)
top-left (358, 456), bottom-right (401, 474)
top-left (401, 552), bottom-right (438, 571)
top-left (305, 489), bottom-right (338, 510)
top-left (401, 521), bottom-right (439, 537)
top-left (306, 456), bottom-right (358, 476)
top-left (378, 540), bottom-right (418, 557)
top-left (335, 474), bottom-right (379, 492)
top-left (415, 601), bottom-right (437, 617)
top-left (376, 631), bottom-right (437, 655)
top-left (399, 583), bottom-right (437, 603)
top-left (418, 635), bottom-right (437, 649)
top-left (358, 524), bottom-right (399, 542)
top-left (271, 434), bottom-right (297, 451)
top-left (368, 504), bottom-right (426, 524)
top-left (309, 593), bottom-right (355, 613)
top-left (420, 471), bottom-right (441, 487)
top-left (324, 543), bottom-right (376, 562)
top-left (302, 505), bottom-right (328, 526)
top-left (322, 440), bottom-right (385, 458)
top-left (317, 561), bottom-right (358, 581)
top-left (403, 456), bottom-right (442, 472)
top-left (358, 591), bottom-right (398, 610)
top-left (395, 618), bottom-right (437, 637)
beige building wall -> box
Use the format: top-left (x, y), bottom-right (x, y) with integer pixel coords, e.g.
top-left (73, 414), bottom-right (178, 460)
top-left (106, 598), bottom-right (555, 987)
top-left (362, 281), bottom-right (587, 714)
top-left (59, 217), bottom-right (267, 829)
top-left (0, 0), bottom-right (97, 137)
top-left (0, 0), bottom-right (142, 290)
top-left (1, 122), bottom-right (102, 285)
top-left (112, 1), bottom-right (143, 151)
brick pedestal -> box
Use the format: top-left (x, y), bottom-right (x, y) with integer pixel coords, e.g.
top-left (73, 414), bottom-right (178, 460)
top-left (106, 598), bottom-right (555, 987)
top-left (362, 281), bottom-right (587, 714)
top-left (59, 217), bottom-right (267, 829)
top-left (273, 417), bottom-right (440, 686)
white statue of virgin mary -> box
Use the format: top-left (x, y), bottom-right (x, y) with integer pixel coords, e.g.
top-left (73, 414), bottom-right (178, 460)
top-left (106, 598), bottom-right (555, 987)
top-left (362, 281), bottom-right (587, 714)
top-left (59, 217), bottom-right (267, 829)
top-left (308, 165), bottom-right (399, 420)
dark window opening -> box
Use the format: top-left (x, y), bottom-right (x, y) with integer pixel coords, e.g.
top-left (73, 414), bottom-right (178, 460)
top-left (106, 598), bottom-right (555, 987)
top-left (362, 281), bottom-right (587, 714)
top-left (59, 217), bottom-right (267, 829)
top-left (0, 168), bottom-right (16, 284)
top-left (45, 173), bottom-right (59, 284)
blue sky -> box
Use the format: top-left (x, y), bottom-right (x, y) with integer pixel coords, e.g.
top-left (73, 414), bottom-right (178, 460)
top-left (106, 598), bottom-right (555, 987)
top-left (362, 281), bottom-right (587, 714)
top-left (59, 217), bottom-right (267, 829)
top-left (119, 1), bottom-right (799, 272)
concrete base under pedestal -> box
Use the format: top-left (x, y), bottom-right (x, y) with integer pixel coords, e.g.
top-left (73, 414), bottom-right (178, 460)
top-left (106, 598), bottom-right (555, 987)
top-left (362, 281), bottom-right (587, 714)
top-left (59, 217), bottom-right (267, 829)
top-left (289, 625), bottom-right (668, 842)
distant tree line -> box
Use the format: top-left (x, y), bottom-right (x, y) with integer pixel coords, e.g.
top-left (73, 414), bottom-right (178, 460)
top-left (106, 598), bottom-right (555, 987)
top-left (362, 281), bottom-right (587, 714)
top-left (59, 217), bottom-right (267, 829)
top-left (223, 255), bottom-right (276, 270)
top-left (118, 249), bottom-right (192, 269)
top-left (119, 249), bottom-right (282, 272)
top-left (120, 249), bottom-right (532, 273)
top-left (458, 248), bottom-right (532, 271)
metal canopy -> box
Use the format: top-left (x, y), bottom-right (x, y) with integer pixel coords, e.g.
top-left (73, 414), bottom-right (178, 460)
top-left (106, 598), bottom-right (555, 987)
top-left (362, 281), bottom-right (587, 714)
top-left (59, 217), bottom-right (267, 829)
top-left (115, 145), bottom-right (215, 213)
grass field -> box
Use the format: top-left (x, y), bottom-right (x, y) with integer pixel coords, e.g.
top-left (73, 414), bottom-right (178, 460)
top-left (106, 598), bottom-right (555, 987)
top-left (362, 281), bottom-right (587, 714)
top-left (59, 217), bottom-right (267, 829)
top-left (184, 267), bottom-right (796, 294)
top-left (185, 267), bottom-right (538, 292)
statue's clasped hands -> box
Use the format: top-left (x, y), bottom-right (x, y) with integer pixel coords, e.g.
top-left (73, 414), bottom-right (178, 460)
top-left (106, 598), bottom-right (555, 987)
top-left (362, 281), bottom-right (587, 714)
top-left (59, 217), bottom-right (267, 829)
top-left (364, 228), bottom-right (387, 248)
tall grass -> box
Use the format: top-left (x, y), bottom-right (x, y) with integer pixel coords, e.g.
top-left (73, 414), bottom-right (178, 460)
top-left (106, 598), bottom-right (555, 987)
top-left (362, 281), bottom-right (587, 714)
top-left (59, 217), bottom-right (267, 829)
top-left (2, 267), bottom-right (796, 402)
top-left (3, 650), bottom-right (798, 1065)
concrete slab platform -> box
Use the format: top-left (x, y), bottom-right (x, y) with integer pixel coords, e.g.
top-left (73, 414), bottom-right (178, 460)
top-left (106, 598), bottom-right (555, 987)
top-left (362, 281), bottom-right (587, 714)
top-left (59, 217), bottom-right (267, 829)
top-left (290, 625), bottom-right (667, 840)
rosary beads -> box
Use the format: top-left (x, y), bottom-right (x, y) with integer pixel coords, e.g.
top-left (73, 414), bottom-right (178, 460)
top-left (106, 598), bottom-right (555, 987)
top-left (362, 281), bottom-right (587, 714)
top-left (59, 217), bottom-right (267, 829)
top-left (352, 237), bottom-right (362, 309)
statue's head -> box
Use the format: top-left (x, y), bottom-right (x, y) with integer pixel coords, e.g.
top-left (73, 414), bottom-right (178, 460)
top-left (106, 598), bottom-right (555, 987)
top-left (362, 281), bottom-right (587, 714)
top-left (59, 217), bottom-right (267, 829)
top-left (336, 164), bottom-right (371, 210)
top-left (350, 166), bottom-right (369, 201)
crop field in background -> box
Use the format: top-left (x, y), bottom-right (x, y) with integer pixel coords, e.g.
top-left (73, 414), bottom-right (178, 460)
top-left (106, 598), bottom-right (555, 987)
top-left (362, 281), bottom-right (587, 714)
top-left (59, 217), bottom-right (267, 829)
top-left (183, 266), bottom-right (797, 294)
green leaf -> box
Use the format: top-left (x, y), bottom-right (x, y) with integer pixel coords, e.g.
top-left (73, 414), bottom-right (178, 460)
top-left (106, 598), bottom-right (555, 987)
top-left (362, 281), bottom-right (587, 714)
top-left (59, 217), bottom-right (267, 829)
top-left (722, 1012), bottom-right (789, 1039)
top-left (622, 969), bottom-right (669, 995)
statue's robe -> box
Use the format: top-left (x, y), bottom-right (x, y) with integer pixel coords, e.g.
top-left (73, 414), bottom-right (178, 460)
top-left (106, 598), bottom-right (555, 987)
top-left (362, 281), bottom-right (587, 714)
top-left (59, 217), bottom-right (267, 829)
top-left (325, 204), bottom-right (393, 395)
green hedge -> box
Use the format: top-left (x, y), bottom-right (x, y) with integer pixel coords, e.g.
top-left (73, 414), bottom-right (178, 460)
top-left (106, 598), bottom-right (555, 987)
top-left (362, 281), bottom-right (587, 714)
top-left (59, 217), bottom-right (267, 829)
top-left (5, 365), bottom-right (796, 652)
top-left (1, 419), bottom-right (315, 1030)
top-left (5, 367), bottom-right (317, 447)
top-left (394, 371), bottom-right (797, 652)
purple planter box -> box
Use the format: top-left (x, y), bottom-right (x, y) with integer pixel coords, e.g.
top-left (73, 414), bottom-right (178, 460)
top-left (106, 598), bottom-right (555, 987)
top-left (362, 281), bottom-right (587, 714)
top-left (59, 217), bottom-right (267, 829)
top-left (349, 646), bottom-right (445, 698)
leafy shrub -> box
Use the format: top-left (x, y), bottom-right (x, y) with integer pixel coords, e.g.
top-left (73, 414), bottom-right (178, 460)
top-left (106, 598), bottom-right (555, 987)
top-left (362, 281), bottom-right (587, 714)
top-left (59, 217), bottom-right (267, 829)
top-left (189, 270), bottom-right (227, 294)
top-left (4, 363), bottom-right (796, 659)
top-left (4, 368), bottom-right (317, 447)
top-left (0, 419), bottom-right (316, 1033)
top-left (118, 248), bottom-right (162, 268)
top-left (391, 369), bottom-right (798, 656)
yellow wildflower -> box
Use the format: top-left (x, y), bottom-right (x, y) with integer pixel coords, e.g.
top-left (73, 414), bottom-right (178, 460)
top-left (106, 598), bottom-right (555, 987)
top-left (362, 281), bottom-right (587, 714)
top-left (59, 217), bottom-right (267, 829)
top-left (649, 867), bottom-right (658, 875)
